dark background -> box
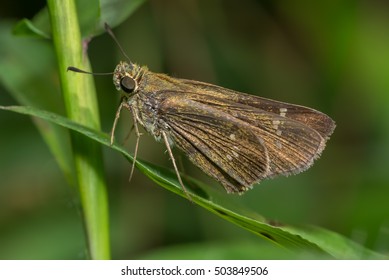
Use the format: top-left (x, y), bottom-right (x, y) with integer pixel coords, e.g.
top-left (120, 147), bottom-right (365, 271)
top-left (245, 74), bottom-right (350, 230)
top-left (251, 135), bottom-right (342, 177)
top-left (1, 0), bottom-right (388, 259)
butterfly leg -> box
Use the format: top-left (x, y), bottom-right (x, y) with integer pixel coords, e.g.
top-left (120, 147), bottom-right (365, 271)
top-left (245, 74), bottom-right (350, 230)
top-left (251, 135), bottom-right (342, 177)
top-left (125, 105), bottom-right (142, 182)
top-left (162, 131), bottom-right (191, 200)
top-left (110, 100), bottom-right (124, 145)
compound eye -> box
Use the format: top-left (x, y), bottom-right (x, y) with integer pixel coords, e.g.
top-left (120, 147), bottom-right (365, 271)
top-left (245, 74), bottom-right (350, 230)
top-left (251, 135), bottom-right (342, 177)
top-left (120, 76), bottom-right (136, 93)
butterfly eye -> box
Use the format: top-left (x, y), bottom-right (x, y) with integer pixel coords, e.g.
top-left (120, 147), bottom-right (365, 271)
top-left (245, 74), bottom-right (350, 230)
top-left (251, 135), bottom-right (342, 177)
top-left (120, 76), bottom-right (136, 93)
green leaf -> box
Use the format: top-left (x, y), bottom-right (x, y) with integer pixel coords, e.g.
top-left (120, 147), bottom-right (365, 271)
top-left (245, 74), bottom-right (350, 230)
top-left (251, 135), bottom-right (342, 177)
top-left (12, 19), bottom-right (51, 39)
top-left (13, 0), bottom-right (147, 39)
top-left (99, 0), bottom-right (147, 30)
top-left (1, 105), bottom-right (385, 260)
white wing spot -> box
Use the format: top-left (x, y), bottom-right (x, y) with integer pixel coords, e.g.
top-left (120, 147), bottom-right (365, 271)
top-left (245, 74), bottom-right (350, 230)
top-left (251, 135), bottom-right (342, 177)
top-left (229, 134), bottom-right (236, 141)
top-left (280, 108), bottom-right (287, 117)
top-left (232, 150), bottom-right (239, 158)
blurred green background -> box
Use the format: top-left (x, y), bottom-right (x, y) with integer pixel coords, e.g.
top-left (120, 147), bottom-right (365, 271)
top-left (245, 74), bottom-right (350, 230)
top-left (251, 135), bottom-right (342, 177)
top-left (1, 0), bottom-right (389, 259)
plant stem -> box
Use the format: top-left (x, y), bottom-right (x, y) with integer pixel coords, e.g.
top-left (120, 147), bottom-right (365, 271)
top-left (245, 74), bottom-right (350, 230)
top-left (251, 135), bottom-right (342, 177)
top-left (47, 0), bottom-right (110, 259)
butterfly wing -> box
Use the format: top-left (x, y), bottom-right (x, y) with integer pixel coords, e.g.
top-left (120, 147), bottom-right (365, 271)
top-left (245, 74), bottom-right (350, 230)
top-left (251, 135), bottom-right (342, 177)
top-left (157, 94), bottom-right (327, 193)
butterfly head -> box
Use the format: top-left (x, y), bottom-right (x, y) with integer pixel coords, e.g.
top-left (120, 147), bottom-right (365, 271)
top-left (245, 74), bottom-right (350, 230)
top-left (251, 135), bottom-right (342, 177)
top-left (113, 61), bottom-right (144, 96)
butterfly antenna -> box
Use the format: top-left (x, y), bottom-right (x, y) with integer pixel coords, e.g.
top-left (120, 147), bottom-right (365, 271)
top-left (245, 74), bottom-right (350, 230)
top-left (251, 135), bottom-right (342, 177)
top-left (67, 66), bottom-right (113, 75)
top-left (104, 23), bottom-right (133, 64)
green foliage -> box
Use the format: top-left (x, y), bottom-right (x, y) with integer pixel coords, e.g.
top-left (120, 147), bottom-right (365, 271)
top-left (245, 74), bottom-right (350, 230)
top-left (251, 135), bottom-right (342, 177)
top-left (1, 0), bottom-right (146, 260)
top-left (1, 0), bottom-right (389, 260)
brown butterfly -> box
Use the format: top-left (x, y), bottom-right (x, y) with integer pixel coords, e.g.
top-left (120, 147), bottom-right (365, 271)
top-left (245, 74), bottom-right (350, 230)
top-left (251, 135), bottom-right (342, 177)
top-left (68, 24), bottom-right (335, 195)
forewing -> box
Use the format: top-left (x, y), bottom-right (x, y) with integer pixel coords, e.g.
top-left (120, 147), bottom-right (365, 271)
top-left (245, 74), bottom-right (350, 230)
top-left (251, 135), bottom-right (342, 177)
top-left (177, 79), bottom-right (336, 139)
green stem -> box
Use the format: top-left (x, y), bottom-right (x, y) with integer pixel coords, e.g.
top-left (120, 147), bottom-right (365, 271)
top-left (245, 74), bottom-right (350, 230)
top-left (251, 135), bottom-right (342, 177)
top-left (47, 0), bottom-right (110, 259)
